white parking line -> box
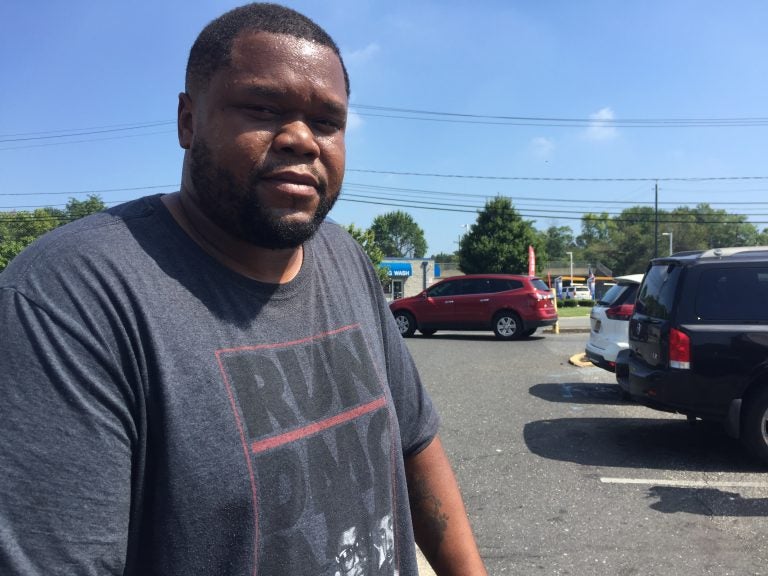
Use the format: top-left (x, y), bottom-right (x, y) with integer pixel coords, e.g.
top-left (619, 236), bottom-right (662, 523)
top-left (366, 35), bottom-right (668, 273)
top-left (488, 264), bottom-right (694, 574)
top-left (600, 477), bottom-right (768, 489)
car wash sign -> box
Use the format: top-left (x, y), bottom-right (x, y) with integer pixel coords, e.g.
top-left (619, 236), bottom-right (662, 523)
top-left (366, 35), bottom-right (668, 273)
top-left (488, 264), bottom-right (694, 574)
top-left (380, 261), bottom-right (413, 277)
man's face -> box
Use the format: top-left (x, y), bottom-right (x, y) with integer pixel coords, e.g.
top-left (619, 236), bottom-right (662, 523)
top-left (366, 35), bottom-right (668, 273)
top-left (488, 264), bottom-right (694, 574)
top-left (334, 526), bottom-right (367, 576)
top-left (181, 31), bottom-right (348, 249)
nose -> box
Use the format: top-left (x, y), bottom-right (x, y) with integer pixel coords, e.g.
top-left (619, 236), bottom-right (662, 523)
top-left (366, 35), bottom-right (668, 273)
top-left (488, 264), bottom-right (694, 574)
top-left (272, 119), bottom-right (320, 159)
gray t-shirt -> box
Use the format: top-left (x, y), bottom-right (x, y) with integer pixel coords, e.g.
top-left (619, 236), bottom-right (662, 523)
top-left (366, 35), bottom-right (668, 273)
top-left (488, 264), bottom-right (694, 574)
top-left (0, 194), bottom-right (439, 576)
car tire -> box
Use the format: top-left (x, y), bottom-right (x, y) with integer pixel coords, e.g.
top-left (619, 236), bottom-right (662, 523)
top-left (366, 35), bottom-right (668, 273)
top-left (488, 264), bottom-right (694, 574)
top-left (741, 385), bottom-right (768, 465)
top-left (420, 329), bottom-right (437, 337)
top-left (493, 311), bottom-right (522, 340)
top-left (393, 311), bottom-right (416, 337)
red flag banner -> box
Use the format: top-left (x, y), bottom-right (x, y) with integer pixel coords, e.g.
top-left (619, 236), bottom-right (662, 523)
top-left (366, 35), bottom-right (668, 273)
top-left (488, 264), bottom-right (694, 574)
top-left (528, 245), bottom-right (535, 276)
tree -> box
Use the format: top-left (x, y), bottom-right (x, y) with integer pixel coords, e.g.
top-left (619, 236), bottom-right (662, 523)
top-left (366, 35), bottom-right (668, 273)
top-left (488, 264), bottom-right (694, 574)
top-left (369, 211), bottom-right (427, 258)
top-left (345, 223), bottom-right (390, 284)
top-left (458, 196), bottom-right (544, 274)
top-left (537, 225), bottom-right (575, 267)
top-left (431, 251), bottom-right (458, 264)
top-left (572, 203), bottom-right (766, 276)
top-left (0, 194), bottom-right (106, 272)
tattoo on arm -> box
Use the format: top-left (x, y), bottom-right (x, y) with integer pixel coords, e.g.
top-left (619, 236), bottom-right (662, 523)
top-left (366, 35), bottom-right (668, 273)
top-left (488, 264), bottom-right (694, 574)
top-left (408, 476), bottom-right (449, 558)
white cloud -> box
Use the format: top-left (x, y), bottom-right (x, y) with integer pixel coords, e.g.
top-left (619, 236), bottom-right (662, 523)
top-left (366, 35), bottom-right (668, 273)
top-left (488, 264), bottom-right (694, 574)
top-left (530, 136), bottom-right (555, 158)
top-left (346, 110), bottom-right (364, 132)
top-left (584, 107), bottom-right (618, 141)
top-left (343, 42), bottom-right (381, 66)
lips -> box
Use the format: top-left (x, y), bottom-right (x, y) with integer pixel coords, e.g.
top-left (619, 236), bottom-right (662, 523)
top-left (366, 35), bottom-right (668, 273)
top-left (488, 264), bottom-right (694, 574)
top-left (262, 170), bottom-right (319, 188)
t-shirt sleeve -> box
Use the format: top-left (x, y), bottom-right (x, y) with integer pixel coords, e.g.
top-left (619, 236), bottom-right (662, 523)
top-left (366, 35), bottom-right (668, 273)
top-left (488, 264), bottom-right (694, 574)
top-left (0, 287), bottom-right (137, 575)
top-left (354, 254), bottom-right (440, 457)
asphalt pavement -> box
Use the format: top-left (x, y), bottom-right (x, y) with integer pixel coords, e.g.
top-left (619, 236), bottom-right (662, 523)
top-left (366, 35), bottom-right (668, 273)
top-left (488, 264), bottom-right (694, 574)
top-left (415, 315), bottom-right (592, 575)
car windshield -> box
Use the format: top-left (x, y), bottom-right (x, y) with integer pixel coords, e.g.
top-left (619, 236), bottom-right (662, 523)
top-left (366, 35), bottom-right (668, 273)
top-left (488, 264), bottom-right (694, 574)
top-left (597, 283), bottom-right (638, 306)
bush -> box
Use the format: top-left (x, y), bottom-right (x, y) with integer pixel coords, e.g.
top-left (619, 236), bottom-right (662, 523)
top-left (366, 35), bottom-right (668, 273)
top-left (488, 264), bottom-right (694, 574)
top-left (558, 299), bottom-right (578, 308)
top-left (578, 299), bottom-right (596, 307)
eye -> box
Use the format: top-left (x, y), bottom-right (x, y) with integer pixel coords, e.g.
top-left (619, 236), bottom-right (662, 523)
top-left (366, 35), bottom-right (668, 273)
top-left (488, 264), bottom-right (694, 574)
top-left (243, 105), bottom-right (280, 119)
top-left (313, 117), bottom-right (345, 134)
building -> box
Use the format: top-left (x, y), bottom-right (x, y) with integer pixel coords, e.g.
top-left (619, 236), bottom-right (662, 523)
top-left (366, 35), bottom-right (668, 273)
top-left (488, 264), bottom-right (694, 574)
top-left (379, 258), bottom-right (448, 301)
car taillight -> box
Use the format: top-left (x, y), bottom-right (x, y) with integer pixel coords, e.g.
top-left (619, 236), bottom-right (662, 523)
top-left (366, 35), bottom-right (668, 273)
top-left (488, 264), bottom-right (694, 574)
top-left (529, 292), bottom-right (550, 307)
top-left (669, 328), bottom-right (690, 369)
top-left (605, 303), bottom-right (634, 321)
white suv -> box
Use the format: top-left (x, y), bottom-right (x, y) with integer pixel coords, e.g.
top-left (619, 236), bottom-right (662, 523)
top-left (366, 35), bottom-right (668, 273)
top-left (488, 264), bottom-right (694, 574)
top-left (563, 285), bottom-right (592, 300)
top-left (585, 274), bottom-right (643, 372)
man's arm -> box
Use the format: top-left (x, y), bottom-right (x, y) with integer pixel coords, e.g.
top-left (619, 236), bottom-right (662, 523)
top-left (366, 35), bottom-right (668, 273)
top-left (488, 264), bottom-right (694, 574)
top-left (405, 435), bottom-right (487, 575)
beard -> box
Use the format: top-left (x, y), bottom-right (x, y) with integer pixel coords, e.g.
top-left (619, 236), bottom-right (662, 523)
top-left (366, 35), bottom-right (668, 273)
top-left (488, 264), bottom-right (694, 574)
top-left (188, 140), bottom-right (338, 249)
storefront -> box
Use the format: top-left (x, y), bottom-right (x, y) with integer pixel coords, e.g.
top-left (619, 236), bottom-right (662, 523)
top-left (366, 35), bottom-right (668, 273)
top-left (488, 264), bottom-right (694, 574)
top-left (380, 259), bottom-right (440, 302)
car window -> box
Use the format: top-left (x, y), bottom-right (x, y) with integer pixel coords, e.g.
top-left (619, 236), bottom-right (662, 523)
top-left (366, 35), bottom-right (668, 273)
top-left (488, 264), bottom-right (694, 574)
top-left (427, 280), bottom-right (459, 297)
top-left (529, 278), bottom-right (549, 291)
top-left (598, 284), bottom-right (625, 305)
top-left (598, 283), bottom-right (638, 306)
top-left (457, 278), bottom-right (488, 295)
top-left (635, 264), bottom-right (682, 320)
top-left (486, 278), bottom-right (523, 292)
top-left (695, 267), bottom-right (768, 322)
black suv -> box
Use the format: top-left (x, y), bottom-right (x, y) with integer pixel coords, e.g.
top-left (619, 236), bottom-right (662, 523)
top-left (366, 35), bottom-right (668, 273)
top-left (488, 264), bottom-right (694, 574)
top-left (627, 247), bottom-right (768, 463)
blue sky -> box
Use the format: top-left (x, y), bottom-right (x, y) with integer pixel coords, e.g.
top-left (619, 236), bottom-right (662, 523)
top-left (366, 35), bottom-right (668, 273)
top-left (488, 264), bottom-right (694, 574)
top-left (3, 1), bottom-right (768, 255)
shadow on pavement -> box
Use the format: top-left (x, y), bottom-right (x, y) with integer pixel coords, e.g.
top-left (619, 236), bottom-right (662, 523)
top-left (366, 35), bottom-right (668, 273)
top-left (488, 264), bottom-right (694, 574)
top-left (414, 333), bottom-right (545, 342)
top-left (529, 382), bottom-right (627, 405)
top-left (523, 416), bottom-right (762, 473)
top-left (647, 485), bottom-right (768, 516)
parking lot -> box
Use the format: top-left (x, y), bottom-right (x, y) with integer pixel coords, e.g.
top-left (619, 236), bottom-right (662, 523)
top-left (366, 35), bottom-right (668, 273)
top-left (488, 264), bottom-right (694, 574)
top-left (405, 331), bottom-right (768, 575)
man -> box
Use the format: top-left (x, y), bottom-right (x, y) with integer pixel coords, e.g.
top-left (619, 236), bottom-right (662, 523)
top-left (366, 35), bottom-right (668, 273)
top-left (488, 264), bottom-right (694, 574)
top-left (0, 4), bottom-right (486, 575)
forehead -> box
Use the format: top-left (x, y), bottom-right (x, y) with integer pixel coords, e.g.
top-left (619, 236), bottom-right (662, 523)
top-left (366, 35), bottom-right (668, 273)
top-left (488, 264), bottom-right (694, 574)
top-left (219, 31), bottom-right (347, 102)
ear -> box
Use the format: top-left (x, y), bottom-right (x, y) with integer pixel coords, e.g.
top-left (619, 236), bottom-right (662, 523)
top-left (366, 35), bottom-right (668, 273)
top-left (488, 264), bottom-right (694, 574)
top-left (178, 92), bottom-right (194, 150)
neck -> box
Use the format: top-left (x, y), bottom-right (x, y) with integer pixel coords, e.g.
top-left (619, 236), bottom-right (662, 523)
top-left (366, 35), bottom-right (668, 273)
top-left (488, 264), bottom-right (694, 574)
top-left (162, 191), bottom-right (304, 284)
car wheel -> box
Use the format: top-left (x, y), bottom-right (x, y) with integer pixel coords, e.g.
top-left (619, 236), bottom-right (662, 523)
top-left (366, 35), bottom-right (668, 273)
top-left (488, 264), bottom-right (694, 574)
top-left (741, 386), bottom-right (768, 465)
top-left (393, 311), bottom-right (416, 337)
top-left (420, 329), bottom-right (437, 337)
top-left (493, 311), bottom-right (522, 340)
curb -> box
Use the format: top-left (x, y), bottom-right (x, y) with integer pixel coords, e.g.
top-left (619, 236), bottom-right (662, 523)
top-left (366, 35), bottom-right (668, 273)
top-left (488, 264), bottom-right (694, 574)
top-left (569, 353), bottom-right (594, 367)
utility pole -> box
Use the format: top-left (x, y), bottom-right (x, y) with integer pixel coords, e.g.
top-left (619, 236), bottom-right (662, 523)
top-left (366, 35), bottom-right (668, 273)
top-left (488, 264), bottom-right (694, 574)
top-left (654, 181), bottom-right (659, 258)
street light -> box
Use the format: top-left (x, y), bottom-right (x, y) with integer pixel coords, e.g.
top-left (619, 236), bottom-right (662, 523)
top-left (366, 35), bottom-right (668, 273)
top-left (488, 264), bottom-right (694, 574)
top-left (566, 251), bottom-right (573, 283)
top-left (662, 232), bottom-right (673, 256)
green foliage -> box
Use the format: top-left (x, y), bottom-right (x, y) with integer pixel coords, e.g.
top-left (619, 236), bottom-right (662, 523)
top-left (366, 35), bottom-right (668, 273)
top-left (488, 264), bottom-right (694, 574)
top-left (458, 196), bottom-right (545, 274)
top-left (370, 211), bottom-right (427, 258)
top-left (0, 194), bottom-right (106, 272)
top-left (537, 225), bottom-right (575, 266)
top-left (431, 251), bottom-right (458, 264)
top-left (345, 223), bottom-right (390, 284)
top-left (558, 299), bottom-right (578, 308)
top-left (575, 203), bottom-right (767, 275)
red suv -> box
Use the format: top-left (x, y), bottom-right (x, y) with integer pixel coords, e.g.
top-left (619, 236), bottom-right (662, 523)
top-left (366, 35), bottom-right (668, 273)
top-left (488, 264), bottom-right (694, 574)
top-left (389, 274), bottom-right (557, 339)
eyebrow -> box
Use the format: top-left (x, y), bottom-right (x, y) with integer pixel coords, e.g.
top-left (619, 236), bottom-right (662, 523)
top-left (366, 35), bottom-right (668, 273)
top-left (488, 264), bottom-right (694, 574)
top-left (237, 84), bottom-right (348, 117)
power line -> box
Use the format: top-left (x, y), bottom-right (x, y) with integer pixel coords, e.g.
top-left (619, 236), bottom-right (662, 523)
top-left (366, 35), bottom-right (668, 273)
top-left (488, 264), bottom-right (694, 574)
top-left (4, 104), bottom-right (768, 146)
top-left (0, 185), bottom-right (178, 196)
top-left (0, 121), bottom-right (175, 143)
top-left (343, 182), bottom-right (768, 206)
top-left (351, 104), bottom-right (768, 127)
top-left (347, 169), bottom-right (768, 182)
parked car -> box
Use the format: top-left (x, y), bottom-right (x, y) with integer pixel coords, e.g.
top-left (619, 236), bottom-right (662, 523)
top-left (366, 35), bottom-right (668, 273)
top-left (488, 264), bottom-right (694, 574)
top-left (389, 274), bottom-right (557, 340)
top-left (562, 285), bottom-right (592, 300)
top-left (585, 274), bottom-right (643, 373)
top-left (626, 246), bottom-right (768, 463)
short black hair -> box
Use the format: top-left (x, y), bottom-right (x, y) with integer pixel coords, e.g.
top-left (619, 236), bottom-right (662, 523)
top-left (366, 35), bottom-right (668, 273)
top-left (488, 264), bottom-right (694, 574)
top-left (185, 2), bottom-right (350, 96)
